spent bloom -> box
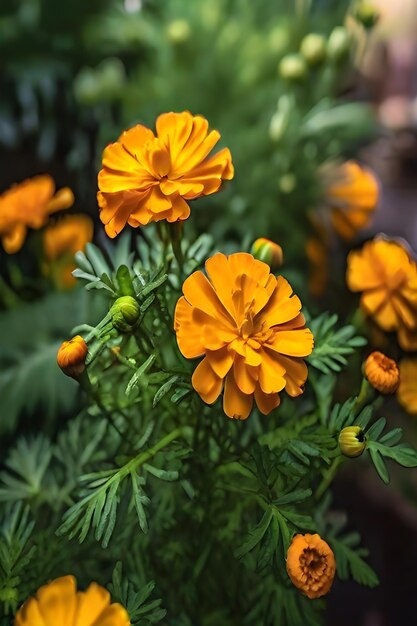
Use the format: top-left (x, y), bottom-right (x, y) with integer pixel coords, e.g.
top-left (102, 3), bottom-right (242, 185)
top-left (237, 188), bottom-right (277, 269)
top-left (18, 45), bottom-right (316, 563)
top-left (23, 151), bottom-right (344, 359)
top-left (286, 533), bottom-right (336, 599)
top-left (339, 425), bottom-right (367, 458)
top-left (322, 161), bottom-right (379, 241)
top-left (347, 238), bottom-right (417, 351)
top-left (174, 252), bottom-right (314, 420)
top-left (57, 336), bottom-right (88, 378)
top-left (43, 215), bottom-right (93, 289)
top-left (14, 575), bottom-right (130, 626)
top-left (0, 175), bottom-right (74, 253)
top-left (364, 351), bottom-right (400, 394)
top-left (97, 111), bottom-right (234, 237)
top-left (397, 358), bottom-right (417, 415)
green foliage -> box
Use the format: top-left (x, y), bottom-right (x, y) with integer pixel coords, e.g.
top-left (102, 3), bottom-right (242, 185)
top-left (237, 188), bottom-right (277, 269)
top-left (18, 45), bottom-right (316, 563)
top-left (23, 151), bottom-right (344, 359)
top-left (109, 562), bottom-right (166, 626)
top-left (0, 504), bottom-right (36, 616)
top-left (366, 418), bottom-right (417, 484)
top-left (308, 313), bottom-right (367, 374)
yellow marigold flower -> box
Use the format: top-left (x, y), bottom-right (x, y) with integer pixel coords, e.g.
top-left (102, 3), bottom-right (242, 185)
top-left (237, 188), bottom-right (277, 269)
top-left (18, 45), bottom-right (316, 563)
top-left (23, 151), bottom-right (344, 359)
top-left (397, 358), bottom-right (417, 415)
top-left (43, 215), bottom-right (93, 289)
top-left (286, 533), bottom-right (336, 599)
top-left (57, 335), bottom-right (88, 378)
top-left (15, 575), bottom-right (130, 626)
top-left (174, 252), bottom-right (314, 420)
top-left (339, 425), bottom-right (367, 458)
top-left (347, 238), bottom-right (417, 351)
top-left (251, 237), bottom-right (283, 269)
top-left (0, 175), bottom-right (74, 253)
top-left (364, 351), bottom-right (400, 394)
top-left (324, 161), bottom-right (379, 241)
top-left (97, 111), bottom-right (234, 238)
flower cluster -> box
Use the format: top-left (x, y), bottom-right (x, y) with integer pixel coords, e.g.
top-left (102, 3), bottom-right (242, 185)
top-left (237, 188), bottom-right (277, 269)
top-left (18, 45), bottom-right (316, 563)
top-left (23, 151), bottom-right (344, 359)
top-left (97, 111), bottom-right (234, 237)
top-left (174, 252), bottom-right (313, 419)
top-left (0, 175), bottom-right (74, 254)
top-left (347, 238), bottom-right (417, 350)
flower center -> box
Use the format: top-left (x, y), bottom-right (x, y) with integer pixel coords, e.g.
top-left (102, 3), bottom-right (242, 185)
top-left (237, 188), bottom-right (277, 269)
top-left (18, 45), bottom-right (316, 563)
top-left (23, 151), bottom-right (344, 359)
top-left (299, 548), bottom-right (326, 578)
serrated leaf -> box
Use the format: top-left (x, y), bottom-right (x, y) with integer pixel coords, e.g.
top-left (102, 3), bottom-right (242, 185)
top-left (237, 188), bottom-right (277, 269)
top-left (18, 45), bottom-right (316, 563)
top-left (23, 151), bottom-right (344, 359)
top-left (368, 446), bottom-right (390, 484)
top-left (234, 508), bottom-right (273, 559)
top-left (126, 355), bottom-right (156, 395)
top-left (153, 376), bottom-right (179, 408)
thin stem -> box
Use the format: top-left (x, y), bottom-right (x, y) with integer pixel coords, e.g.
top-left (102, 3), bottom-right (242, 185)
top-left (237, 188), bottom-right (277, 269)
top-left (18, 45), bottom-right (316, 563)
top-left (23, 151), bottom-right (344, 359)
top-left (315, 456), bottom-right (344, 500)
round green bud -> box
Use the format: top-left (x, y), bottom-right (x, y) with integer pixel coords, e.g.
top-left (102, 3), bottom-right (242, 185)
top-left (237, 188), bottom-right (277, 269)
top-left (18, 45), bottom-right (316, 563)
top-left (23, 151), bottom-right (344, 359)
top-left (110, 296), bottom-right (140, 333)
top-left (327, 27), bottom-right (351, 61)
top-left (278, 54), bottom-right (307, 81)
top-left (300, 33), bottom-right (327, 65)
top-left (339, 426), bottom-right (367, 458)
top-left (354, 2), bottom-right (379, 29)
top-left (167, 19), bottom-right (191, 44)
top-left (251, 238), bottom-right (284, 269)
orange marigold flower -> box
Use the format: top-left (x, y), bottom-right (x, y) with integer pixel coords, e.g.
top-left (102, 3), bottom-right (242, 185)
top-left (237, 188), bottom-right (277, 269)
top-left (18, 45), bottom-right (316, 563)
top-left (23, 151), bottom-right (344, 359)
top-left (0, 175), bottom-right (74, 253)
top-left (346, 238), bottom-right (417, 351)
top-left (286, 533), bottom-right (336, 599)
top-left (43, 215), bottom-right (93, 289)
top-left (323, 161), bottom-right (379, 241)
top-left (97, 111), bottom-right (234, 238)
top-left (397, 358), bottom-right (417, 415)
top-left (364, 351), bottom-right (400, 394)
top-left (174, 252), bottom-right (314, 420)
top-left (15, 575), bottom-right (130, 626)
top-left (57, 335), bottom-right (88, 378)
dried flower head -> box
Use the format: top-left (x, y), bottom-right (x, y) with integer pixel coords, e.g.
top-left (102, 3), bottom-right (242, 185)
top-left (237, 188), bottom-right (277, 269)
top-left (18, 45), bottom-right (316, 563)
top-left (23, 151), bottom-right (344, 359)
top-left (339, 425), bottom-right (367, 458)
top-left (174, 252), bottom-right (313, 420)
top-left (286, 533), bottom-right (336, 599)
top-left (0, 175), bottom-right (74, 253)
top-left (364, 351), bottom-right (400, 394)
top-left (397, 358), bottom-right (417, 415)
top-left (346, 238), bottom-right (417, 351)
top-left (14, 575), bottom-right (130, 626)
top-left (57, 335), bottom-right (88, 378)
top-left (97, 111), bottom-right (234, 237)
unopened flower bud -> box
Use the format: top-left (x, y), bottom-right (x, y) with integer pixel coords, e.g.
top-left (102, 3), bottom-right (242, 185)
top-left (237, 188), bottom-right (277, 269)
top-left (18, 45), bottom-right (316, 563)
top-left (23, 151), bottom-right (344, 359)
top-left (339, 426), bottom-right (367, 458)
top-left (364, 351), bottom-right (400, 394)
top-left (251, 238), bottom-right (284, 269)
top-left (57, 335), bottom-right (88, 378)
top-left (300, 33), bottom-right (327, 66)
top-left (278, 54), bottom-right (307, 81)
top-left (327, 27), bottom-right (351, 61)
top-left (354, 2), bottom-right (379, 29)
top-left (167, 19), bottom-right (191, 44)
top-left (110, 295), bottom-right (140, 332)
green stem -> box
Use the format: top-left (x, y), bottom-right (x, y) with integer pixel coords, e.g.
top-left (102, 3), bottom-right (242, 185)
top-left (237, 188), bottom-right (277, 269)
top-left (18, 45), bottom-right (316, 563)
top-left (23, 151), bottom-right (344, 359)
top-left (354, 377), bottom-right (376, 416)
top-left (315, 456), bottom-right (344, 500)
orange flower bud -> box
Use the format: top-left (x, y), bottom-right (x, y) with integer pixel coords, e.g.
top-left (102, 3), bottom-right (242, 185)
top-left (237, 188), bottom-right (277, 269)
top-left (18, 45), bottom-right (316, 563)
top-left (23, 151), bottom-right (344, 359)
top-left (251, 238), bottom-right (283, 269)
top-left (364, 351), bottom-right (400, 394)
top-left (286, 533), bottom-right (336, 599)
top-left (57, 335), bottom-right (88, 378)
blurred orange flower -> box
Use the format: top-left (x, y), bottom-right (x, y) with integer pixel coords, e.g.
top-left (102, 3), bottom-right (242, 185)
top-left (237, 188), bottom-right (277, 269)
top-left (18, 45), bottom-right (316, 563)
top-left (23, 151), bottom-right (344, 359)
top-left (0, 175), bottom-right (74, 253)
top-left (44, 215), bottom-right (93, 288)
top-left (15, 575), bottom-right (130, 626)
top-left (97, 111), bottom-right (234, 238)
top-left (324, 161), bottom-right (379, 241)
top-left (286, 533), bottom-right (336, 599)
top-left (347, 238), bottom-right (417, 350)
top-left (397, 358), bottom-right (417, 415)
top-left (174, 252), bottom-right (313, 420)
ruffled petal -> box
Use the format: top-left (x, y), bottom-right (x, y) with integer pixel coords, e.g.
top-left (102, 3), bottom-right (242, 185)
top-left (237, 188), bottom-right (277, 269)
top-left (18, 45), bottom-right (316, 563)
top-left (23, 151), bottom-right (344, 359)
top-left (223, 372), bottom-right (253, 419)
top-left (191, 357), bottom-right (223, 404)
